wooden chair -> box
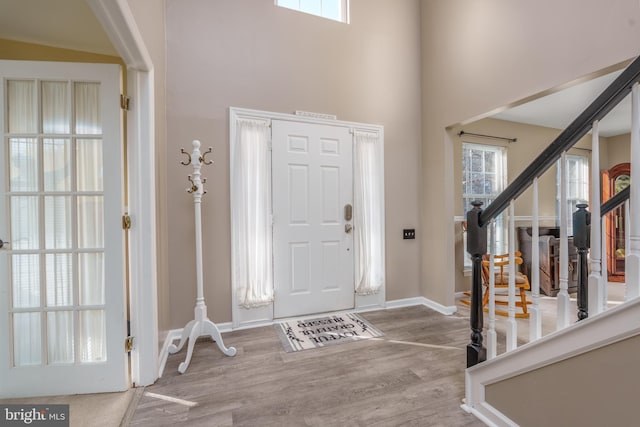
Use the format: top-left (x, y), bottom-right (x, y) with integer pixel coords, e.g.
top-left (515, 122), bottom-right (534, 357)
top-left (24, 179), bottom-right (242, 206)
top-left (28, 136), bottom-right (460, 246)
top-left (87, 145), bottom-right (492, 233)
top-left (461, 251), bottom-right (531, 318)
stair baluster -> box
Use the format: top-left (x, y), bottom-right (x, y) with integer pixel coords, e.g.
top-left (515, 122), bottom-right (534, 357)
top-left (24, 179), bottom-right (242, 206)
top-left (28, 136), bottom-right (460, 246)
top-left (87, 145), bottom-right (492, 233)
top-left (530, 178), bottom-right (542, 341)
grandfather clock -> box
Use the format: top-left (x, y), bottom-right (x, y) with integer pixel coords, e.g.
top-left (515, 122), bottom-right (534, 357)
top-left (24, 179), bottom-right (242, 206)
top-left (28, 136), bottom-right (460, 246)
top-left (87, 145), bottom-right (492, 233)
top-left (602, 163), bottom-right (630, 282)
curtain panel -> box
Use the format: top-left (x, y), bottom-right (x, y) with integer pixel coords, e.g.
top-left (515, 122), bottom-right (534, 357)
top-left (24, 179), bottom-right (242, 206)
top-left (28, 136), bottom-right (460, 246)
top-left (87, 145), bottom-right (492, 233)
top-left (231, 118), bottom-right (274, 308)
top-left (353, 131), bottom-right (385, 295)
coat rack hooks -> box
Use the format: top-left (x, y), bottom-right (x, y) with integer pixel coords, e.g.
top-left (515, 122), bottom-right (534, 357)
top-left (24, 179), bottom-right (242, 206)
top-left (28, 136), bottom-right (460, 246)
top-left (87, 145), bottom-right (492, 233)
top-left (200, 147), bottom-right (213, 165)
top-left (180, 148), bottom-right (191, 165)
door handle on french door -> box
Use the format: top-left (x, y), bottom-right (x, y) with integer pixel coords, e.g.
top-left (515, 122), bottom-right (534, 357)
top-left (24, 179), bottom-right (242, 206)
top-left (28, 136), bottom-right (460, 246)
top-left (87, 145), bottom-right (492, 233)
top-left (345, 224), bottom-right (353, 234)
top-left (0, 239), bottom-right (9, 249)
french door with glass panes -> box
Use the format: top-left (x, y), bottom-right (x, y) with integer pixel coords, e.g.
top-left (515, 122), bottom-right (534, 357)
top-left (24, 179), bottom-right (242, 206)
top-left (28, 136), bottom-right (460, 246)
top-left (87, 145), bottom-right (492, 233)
top-left (0, 61), bottom-right (127, 398)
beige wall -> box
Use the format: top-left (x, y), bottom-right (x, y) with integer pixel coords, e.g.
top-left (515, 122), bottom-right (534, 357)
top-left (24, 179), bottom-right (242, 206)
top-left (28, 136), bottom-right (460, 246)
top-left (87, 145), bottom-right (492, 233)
top-left (486, 334), bottom-right (640, 426)
top-left (421, 0), bottom-right (640, 305)
top-left (163, 0), bottom-right (423, 327)
top-left (606, 133), bottom-right (631, 170)
top-left (0, 38), bottom-right (123, 65)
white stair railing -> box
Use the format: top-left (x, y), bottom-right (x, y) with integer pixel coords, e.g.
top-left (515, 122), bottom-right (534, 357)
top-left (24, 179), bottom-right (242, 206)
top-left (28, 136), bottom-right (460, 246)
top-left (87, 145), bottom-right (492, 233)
top-left (471, 59), bottom-right (640, 364)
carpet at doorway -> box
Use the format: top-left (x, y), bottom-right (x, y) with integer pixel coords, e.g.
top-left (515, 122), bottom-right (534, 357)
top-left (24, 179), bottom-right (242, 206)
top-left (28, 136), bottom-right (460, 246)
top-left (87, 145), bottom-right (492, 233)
top-left (275, 313), bottom-right (383, 353)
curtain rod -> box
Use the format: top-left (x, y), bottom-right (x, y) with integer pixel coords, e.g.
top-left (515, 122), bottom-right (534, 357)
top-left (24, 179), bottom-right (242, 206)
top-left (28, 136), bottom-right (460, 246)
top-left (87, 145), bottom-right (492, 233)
top-left (458, 130), bottom-right (517, 143)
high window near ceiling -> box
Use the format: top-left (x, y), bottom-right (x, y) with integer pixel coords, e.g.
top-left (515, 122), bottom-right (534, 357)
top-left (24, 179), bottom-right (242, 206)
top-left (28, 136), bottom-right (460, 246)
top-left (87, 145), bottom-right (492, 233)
top-left (276, 0), bottom-right (349, 23)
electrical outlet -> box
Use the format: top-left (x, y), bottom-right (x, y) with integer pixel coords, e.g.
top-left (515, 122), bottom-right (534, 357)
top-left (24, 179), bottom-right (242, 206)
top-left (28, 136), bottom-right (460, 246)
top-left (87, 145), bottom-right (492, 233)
top-left (403, 229), bottom-right (416, 240)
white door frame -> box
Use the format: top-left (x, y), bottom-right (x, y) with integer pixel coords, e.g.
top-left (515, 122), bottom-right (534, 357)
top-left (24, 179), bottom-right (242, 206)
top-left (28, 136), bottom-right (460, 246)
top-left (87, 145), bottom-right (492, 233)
top-left (229, 107), bottom-right (386, 329)
top-left (88, 0), bottom-right (158, 387)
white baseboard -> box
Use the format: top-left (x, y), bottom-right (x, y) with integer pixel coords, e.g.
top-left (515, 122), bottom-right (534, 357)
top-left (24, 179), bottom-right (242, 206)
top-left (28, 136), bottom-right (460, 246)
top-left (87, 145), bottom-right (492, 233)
top-left (386, 296), bottom-right (457, 315)
top-left (158, 329), bottom-right (181, 378)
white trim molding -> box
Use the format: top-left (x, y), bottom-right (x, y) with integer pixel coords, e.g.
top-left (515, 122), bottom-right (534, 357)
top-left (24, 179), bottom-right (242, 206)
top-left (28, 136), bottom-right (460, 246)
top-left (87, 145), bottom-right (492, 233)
top-left (386, 297), bottom-right (457, 315)
top-left (88, 0), bottom-right (158, 387)
top-left (463, 297), bottom-right (640, 426)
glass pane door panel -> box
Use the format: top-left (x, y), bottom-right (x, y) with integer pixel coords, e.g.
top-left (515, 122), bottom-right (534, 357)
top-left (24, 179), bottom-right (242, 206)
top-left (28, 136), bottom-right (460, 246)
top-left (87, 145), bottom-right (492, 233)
top-left (80, 310), bottom-right (106, 363)
top-left (12, 254), bottom-right (41, 308)
top-left (7, 80), bottom-right (37, 133)
top-left (45, 196), bottom-right (73, 249)
top-left (43, 138), bottom-right (71, 191)
top-left (79, 253), bottom-right (104, 305)
top-left (74, 82), bottom-right (101, 135)
top-left (9, 138), bottom-right (38, 191)
top-left (11, 196), bottom-right (40, 250)
top-left (42, 81), bottom-right (70, 134)
top-left (47, 311), bottom-right (74, 364)
top-left (77, 139), bottom-right (103, 191)
top-left (77, 196), bottom-right (104, 249)
top-left (13, 312), bottom-right (42, 366)
top-left (45, 253), bottom-right (73, 307)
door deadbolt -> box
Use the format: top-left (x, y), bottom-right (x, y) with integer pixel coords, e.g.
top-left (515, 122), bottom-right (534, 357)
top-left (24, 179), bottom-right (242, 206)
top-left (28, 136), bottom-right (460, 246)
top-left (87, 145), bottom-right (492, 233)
top-left (345, 223), bottom-right (353, 234)
top-left (0, 239), bottom-right (9, 249)
top-left (344, 204), bottom-right (353, 221)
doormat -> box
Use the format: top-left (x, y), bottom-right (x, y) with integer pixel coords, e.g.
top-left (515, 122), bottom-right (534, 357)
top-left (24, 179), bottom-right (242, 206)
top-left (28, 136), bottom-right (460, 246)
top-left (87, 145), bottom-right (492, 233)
top-left (275, 313), bottom-right (383, 353)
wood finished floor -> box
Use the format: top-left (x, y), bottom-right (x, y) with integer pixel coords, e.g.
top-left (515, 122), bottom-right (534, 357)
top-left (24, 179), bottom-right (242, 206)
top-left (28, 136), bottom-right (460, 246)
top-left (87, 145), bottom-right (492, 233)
top-left (129, 306), bottom-right (485, 426)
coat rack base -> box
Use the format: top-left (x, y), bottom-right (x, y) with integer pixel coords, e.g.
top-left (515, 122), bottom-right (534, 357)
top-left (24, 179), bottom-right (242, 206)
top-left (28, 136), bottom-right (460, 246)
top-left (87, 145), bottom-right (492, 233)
top-left (167, 302), bottom-right (236, 374)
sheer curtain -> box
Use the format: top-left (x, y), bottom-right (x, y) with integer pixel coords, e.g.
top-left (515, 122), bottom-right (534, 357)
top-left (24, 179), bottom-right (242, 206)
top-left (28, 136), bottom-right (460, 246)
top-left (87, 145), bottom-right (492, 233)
top-left (353, 131), bottom-right (385, 295)
top-left (231, 118), bottom-right (274, 308)
top-left (7, 79), bottom-right (105, 366)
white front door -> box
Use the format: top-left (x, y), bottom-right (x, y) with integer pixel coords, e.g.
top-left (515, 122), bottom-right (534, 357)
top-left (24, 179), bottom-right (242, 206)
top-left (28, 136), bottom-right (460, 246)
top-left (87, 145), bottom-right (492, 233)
top-left (272, 120), bottom-right (354, 318)
top-left (0, 61), bottom-right (127, 398)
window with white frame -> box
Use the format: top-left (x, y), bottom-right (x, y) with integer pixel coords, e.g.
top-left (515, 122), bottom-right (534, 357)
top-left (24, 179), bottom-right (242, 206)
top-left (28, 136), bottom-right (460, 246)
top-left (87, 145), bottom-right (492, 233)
top-left (556, 154), bottom-right (589, 236)
top-left (276, 0), bottom-right (349, 23)
top-left (462, 143), bottom-right (507, 267)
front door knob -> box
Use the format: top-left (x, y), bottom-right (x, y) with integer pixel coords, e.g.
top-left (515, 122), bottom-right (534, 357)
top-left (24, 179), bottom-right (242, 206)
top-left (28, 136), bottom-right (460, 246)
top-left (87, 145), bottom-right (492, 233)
top-left (0, 239), bottom-right (9, 249)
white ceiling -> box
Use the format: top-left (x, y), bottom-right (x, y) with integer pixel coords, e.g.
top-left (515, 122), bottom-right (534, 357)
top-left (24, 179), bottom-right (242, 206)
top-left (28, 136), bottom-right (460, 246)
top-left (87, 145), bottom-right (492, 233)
top-left (0, 1), bottom-right (632, 137)
top-left (493, 69), bottom-right (631, 137)
top-left (0, 0), bottom-right (116, 56)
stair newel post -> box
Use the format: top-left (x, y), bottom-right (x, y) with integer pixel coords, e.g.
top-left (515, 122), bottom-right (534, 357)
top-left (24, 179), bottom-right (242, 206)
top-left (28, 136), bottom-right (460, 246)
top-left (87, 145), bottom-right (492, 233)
top-left (573, 203), bottom-right (591, 321)
top-left (466, 201), bottom-right (487, 368)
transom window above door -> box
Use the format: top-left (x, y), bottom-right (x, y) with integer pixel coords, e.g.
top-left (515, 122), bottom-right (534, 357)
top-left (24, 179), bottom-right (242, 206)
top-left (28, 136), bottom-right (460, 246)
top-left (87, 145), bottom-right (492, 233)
top-left (276, 0), bottom-right (349, 23)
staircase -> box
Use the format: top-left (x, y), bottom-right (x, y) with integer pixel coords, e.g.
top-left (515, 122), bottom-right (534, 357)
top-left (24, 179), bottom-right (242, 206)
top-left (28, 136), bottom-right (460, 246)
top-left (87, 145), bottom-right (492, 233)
top-left (462, 55), bottom-right (640, 426)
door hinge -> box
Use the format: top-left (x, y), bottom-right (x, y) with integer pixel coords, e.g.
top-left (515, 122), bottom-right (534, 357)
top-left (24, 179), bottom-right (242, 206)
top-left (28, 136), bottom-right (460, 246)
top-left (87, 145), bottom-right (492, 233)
top-left (120, 94), bottom-right (130, 111)
top-left (125, 336), bottom-right (134, 353)
top-left (122, 213), bottom-right (132, 230)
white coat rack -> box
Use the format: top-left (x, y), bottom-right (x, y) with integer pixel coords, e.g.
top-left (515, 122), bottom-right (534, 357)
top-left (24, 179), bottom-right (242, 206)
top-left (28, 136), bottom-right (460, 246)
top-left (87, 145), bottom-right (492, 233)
top-left (168, 140), bottom-right (236, 374)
